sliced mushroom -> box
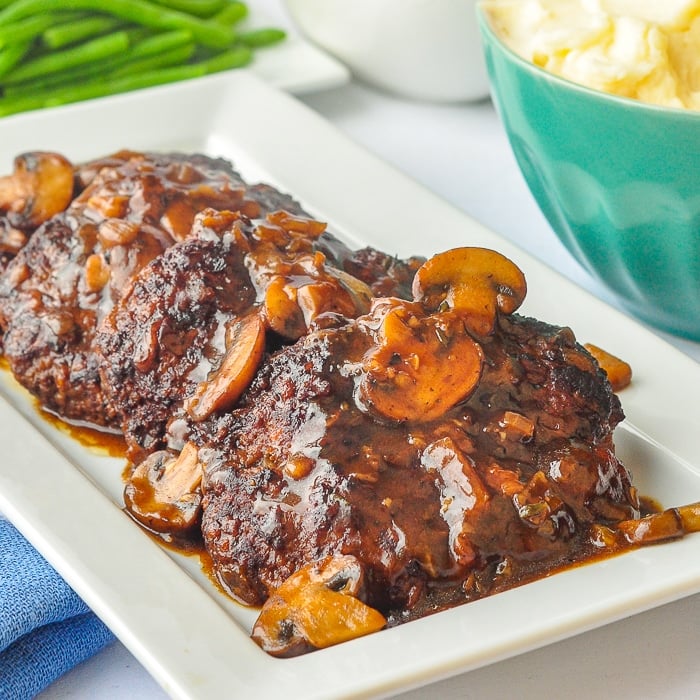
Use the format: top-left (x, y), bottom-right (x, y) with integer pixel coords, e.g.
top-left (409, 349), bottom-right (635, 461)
top-left (512, 470), bottom-right (567, 538)
top-left (617, 501), bottom-right (700, 544)
top-left (325, 266), bottom-right (374, 310)
top-left (185, 312), bottom-right (266, 422)
top-left (590, 501), bottom-right (700, 550)
top-left (123, 442), bottom-right (202, 536)
top-left (356, 301), bottom-right (484, 422)
top-left (263, 275), bottom-right (307, 339)
top-left (584, 343), bottom-right (632, 392)
top-left (0, 219), bottom-right (27, 256)
top-left (251, 555), bottom-right (386, 657)
top-left (420, 437), bottom-right (491, 568)
top-left (266, 209), bottom-right (327, 238)
top-left (412, 247), bottom-right (527, 336)
top-left (291, 274), bottom-right (373, 335)
top-left (262, 252), bottom-right (374, 341)
top-left (0, 152), bottom-right (74, 229)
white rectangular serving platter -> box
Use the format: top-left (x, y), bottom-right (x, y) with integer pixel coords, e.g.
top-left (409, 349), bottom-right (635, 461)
top-left (0, 70), bottom-right (699, 700)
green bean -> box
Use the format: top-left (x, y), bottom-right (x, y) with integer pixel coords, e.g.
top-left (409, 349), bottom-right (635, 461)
top-left (0, 92), bottom-right (40, 115)
top-left (0, 38), bottom-right (29, 77)
top-left (123, 25), bottom-right (151, 45)
top-left (0, 0), bottom-right (235, 49)
top-left (2, 63), bottom-right (90, 94)
top-left (3, 41), bottom-right (197, 96)
top-left (109, 42), bottom-right (195, 77)
top-left (200, 44), bottom-right (251, 72)
top-left (3, 29), bottom-right (193, 93)
top-left (43, 15), bottom-right (123, 49)
top-left (0, 11), bottom-right (78, 48)
top-left (0, 44), bottom-right (252, 116)
top-left (214, 1), bottom-right (247, 26)
top-left (0, 0), bottom-right (290, 118)
top-left (237, 28), bottom-right (286, 48)
top-left (127, 28), bottom-right (193, 57)
top-left (6, 29), bottom-right (130, 83)
top-left (46, 61), bottom-right (210, 105)
top-left (151, 0), bottom-right (226, 17)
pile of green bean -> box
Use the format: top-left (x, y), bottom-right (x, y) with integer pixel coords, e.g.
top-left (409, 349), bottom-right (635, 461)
top-left (0, 0), bottom-right (286, 117)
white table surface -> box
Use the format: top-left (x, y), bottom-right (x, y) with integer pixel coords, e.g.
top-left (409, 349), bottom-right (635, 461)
top-left (36, 1), bottom-right (700, 698)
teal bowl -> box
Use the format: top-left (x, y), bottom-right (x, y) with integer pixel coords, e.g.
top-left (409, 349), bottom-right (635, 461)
top-left (477, 8), bottom-right (700, 341)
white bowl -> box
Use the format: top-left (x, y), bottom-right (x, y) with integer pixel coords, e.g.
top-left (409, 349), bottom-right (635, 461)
top-left (284, 0), bottom-right (490, 102)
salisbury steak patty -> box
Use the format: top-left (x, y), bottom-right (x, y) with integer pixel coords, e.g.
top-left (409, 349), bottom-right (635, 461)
top-left (0, 151), bottom-right (253, 426)
top-left (97, 199), bottom-right (425, 461)
top-left (95, 210), bottom-right (258, 459)
top-left (197, 302), bottom-right (634, 614)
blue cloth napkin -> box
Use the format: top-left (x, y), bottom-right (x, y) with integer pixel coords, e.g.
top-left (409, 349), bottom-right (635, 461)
top-left (0, 517), bottom-right (115, 699)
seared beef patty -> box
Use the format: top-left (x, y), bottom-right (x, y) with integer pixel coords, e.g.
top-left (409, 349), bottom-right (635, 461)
top-left (96, 206), bottom-right (423, 462)
top-left (196, 308), bottom-right (636, 617)
top-left (0, 151), bottom-right (252, 426)
top-left (95, 211), bottom-right (257, 459)
top-left (0, 150), bottom-right (647, 644)
top-left (0, 150), bottom-right (343, 426)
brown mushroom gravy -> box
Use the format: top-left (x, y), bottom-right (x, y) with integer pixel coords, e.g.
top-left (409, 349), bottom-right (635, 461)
top-left (0, 150), bottom-right (697, 659)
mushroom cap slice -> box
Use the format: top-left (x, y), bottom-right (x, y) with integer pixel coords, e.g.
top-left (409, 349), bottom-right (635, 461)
top-left (412, 247), bottom-right (527, 336)
top-left (356, 301), bottom-right (484, 422)
top-left (584, 343), bottom-right (632, 392)
top-left (185, 312), bottom-right (266, 422)
top-left (0, 152), bottom-right (75, 229)
top-left (251, 555), bottom-right (386, 657)
top-left (123, 442), bottom-right (202, 536)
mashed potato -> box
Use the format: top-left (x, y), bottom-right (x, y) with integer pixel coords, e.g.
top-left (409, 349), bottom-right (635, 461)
top-left (482, 0), bottom-right (700, 109)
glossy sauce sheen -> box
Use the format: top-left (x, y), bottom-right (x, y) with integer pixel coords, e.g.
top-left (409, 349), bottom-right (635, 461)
top-left (41, 407), bottom-right (127, 458)
top-left (40, 386), bottom-right (656, 623)
top-left (197, 307), bottom-right (647, 620)
top-left (0, 152), bottom-right (252, 432)
top-left (0, 150), bottom-right (671, 651)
